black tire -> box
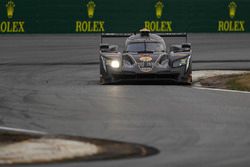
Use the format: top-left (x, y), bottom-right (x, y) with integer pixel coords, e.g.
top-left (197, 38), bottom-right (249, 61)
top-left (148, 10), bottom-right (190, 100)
top-left (100, 77), bottom-right (107, 85)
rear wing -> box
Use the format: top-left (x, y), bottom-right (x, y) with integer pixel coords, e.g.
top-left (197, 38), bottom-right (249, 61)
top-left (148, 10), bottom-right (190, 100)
top-left (101, 33), bottom-right (133, 43)
top-left (101, 33), bottom-right (188, 43)
top-left (157, 33), bottom-right (188, 43)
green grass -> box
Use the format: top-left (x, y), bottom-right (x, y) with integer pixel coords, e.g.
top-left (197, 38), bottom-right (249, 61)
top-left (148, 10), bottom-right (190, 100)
top-left (226, 73), bottom-right (250, 91)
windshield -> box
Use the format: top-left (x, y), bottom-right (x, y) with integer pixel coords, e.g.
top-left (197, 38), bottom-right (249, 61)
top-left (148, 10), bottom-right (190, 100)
top-left (126, 42), bottom-right (165, 52)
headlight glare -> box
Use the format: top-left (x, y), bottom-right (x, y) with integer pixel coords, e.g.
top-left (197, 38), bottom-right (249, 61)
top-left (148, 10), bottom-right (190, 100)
top-left (110, 60), bottom-right (120, 68)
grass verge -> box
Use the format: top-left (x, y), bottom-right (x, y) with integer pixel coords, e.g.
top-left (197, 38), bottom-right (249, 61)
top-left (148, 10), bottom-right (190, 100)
top-left (200, 73), bottom-right (250, 91)
top-left (226, 73), bottom-right (250, 91)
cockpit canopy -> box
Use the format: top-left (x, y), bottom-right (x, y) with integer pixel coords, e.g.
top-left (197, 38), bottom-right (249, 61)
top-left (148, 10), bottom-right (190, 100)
top-left (125, 32), bottom-right (166, 53)
top-left (126, 42), bottom-right (165, 52)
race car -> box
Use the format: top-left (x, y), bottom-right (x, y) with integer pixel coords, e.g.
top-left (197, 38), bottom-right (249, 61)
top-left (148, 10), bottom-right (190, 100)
top-left (99, 28), bottom-right (192, 84)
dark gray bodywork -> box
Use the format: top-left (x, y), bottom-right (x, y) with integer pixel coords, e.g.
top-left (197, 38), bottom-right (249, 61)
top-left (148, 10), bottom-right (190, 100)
top-left (99, 31), bottom-right (192, 84)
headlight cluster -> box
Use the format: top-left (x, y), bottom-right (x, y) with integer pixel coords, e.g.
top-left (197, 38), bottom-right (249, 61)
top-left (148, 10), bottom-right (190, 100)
top-left (172, 57), bottom-right (189, 68)
top-left (111, 60), bottom-right (120, 68)
top-left (106, 59), bottom-right (120, 69)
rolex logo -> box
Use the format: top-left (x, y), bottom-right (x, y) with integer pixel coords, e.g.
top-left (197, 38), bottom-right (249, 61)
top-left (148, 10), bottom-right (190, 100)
top-left (218, 1), bottom-right (245, 32)
top-left (76, 0), bottom-right (104, 32)
top-left (155, 0), bottom-right (164, 19)
top-left (87, 0), bottom-right (96, 19)
top-left (6, 0), bottom-right (15, 19)
top-left (145, 0), bottom-right (172, 32)
top-left (228, 1), bottom-right (237, 19)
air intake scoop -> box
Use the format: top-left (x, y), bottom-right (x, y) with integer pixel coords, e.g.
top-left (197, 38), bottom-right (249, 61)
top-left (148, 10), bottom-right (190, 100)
top-left (140, 28), bottom-right (150, 37)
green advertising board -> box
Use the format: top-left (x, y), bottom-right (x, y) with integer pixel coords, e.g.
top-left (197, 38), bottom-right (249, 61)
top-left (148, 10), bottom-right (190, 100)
top-left (0, 0), bottom-right (249, 33)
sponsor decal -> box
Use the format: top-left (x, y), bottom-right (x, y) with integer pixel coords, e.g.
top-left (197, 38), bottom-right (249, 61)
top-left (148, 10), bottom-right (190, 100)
top-left (0, 0), bottom-right (25, 33)
top-left (139, 55), bottom-right (153, 72)
top-left (87, 0), bottom-right (95, 18)
top-left (144, 0), bottom-right (173, 32)
top-left (76, 0), bottom-right (105, 32)
top-left (155, 1), bottom-right (164, 19)
top-left (218, 1), bottom-right (245, 32)
top-left (140, 67), bottom-right (153, 73)
top-left (6, 0), bottom-right (15, 19)
top-left (139, 55), bottom-right (153, 62)
top-left (229, 1), bottom-right (237, 19)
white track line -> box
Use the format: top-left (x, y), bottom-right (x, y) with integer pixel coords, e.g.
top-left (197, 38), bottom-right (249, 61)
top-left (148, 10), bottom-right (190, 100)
top-left (193, 86), bottom-right (250, 94)
top-left (0, 126), bottom-right (46, 135)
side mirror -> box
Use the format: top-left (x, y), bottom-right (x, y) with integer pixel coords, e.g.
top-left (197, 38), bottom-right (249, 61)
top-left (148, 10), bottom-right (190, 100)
top-left (170, 45), bottom-right (180, 53)
top-left (100, 44), bottom-right (118, 52)
top-left (170, 43), bottom-right (191, 53)
top-left (100, 43), bottom-right (109, 52)
top-left (109, 45), bottom-right (118, 52)
top-left (182, 43), bottom-right (191, 52)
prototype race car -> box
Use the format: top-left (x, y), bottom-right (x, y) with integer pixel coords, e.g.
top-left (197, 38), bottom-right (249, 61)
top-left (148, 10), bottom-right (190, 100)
top-left (99, 29), bottom-right (192, 84)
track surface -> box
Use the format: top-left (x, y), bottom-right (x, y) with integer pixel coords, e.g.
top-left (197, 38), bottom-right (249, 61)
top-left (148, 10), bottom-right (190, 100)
top-left (0, 34), bottom-right (250, 167)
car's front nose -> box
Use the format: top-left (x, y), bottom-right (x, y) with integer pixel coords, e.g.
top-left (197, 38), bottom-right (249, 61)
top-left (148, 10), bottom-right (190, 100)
top-left (104, 52), bottom-right (191, 83)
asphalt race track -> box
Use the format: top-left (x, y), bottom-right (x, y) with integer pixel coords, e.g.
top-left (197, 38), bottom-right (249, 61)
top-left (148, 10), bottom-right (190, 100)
top-left (0, 34), bottom-right (250, 167)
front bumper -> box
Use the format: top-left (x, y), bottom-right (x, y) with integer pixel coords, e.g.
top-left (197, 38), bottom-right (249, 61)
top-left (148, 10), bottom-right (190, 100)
top-left (102, 65), bottom-right (191, 83)
top-left (112, 72), bottom-right (180, 81)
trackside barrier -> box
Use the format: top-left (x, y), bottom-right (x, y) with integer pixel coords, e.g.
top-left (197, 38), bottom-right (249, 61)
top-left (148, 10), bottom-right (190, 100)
top-left (0, 0), bottom-right (249, 33)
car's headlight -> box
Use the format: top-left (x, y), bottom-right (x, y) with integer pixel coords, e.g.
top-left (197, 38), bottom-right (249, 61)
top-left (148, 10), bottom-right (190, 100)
top-left (106, 59), bottom-right (120, 68)
top-left (111, 60), bottom-right (120, 68)
top-left (172, 57), bottom-right (188, 68)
